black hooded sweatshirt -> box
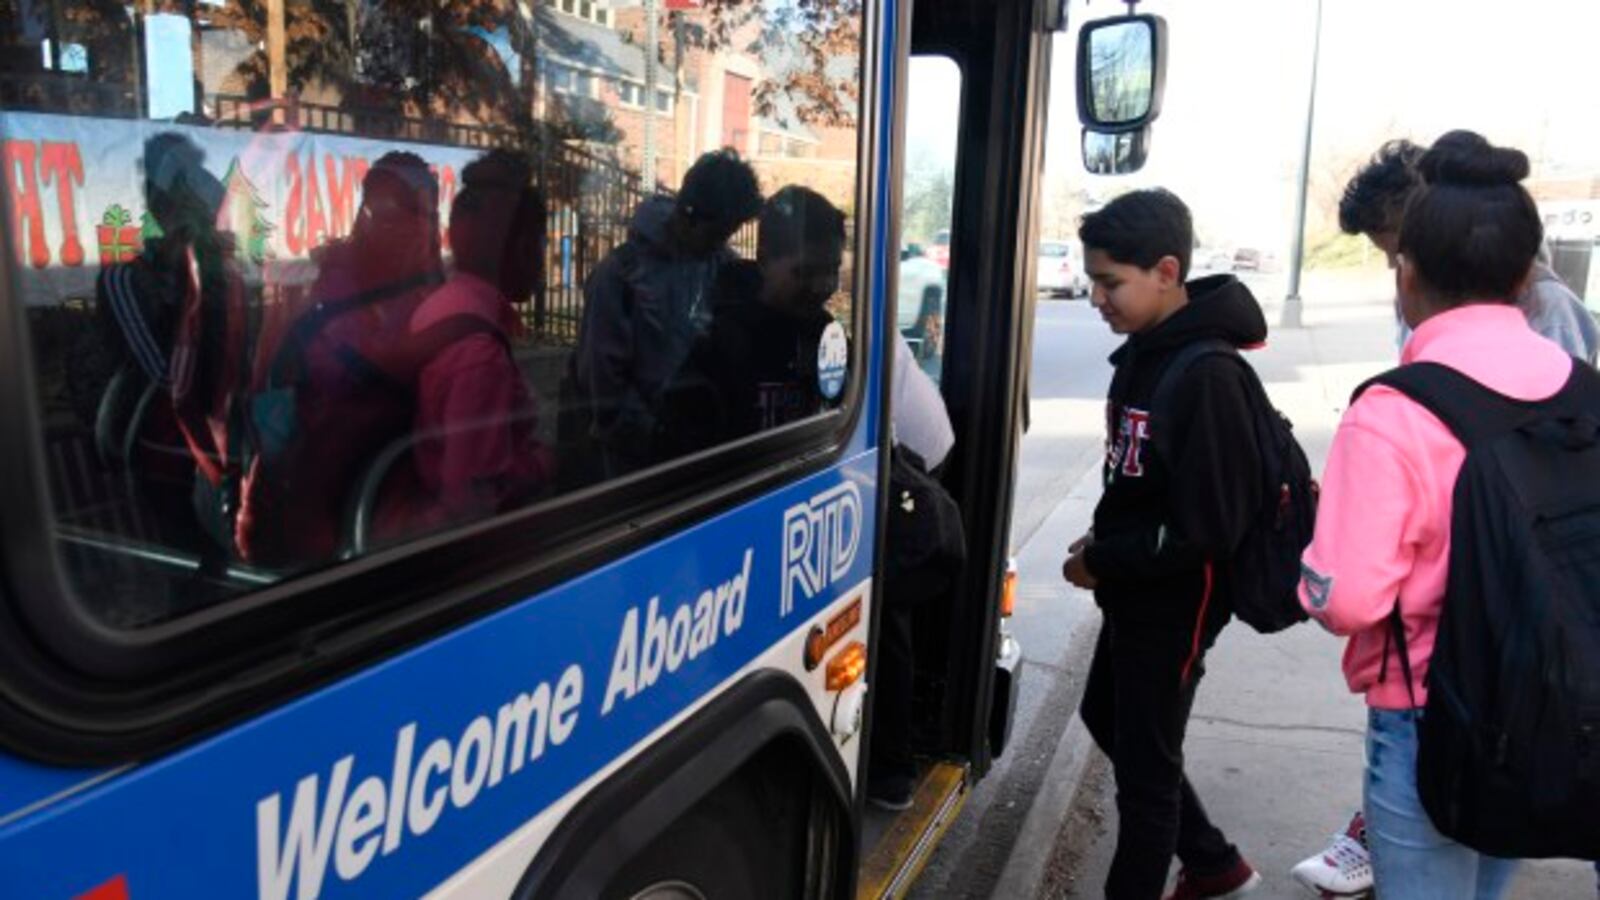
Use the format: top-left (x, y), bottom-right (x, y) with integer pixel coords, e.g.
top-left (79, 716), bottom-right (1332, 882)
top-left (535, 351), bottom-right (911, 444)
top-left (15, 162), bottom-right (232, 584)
top-left (1084, 274), bottom-right (1268, 630)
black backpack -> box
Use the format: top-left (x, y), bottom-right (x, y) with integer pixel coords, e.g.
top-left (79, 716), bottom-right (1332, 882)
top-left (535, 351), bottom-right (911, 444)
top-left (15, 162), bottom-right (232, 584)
top-left (883, 445), bottom-right (966, 603)
top-left (1151, 339), bottom-right (1316, 633)
top-left (1352, 360), bottom-right (1600, 860)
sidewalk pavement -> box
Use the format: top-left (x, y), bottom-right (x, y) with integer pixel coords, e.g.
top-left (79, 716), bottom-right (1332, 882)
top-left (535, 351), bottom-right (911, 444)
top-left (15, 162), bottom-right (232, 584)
top-left (1012, 272), bottom-right (1595, 899)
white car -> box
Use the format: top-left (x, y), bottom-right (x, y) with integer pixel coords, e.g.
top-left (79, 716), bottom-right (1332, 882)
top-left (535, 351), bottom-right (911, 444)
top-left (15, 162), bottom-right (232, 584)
top-left (1037, 241), bottom-right (1088, 297)
top-left (898, 252), bottom-right (947, 361)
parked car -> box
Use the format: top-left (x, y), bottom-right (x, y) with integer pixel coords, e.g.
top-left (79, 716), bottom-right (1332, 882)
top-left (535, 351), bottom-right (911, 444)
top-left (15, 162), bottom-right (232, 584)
top-left (899, 249), bottom-right (947, 361)
top-left (1198, 249), bottom-right (1234, 273)
top-left (1036, 240), bottom-right (1088, 298)
top-left (928, 228), bottom-right (951, 270)
top-left (1232, 247), bottom-right (1263, 272)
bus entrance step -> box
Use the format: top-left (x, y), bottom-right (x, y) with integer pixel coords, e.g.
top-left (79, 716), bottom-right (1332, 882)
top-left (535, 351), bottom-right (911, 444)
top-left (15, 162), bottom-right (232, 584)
top-left (858, 761), bottom-right (969, 900)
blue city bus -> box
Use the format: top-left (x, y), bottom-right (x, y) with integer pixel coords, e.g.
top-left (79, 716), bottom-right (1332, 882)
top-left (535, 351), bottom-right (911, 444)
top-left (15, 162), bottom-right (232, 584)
top-left (0, 0), bottom-right (1077, 896)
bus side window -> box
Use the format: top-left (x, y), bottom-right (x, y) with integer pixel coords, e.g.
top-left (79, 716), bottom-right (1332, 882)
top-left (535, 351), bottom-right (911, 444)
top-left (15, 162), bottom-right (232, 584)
top-left (898, 56), bottom-right (962, 386)
top-left (0, 0), bottom-right (864, 644)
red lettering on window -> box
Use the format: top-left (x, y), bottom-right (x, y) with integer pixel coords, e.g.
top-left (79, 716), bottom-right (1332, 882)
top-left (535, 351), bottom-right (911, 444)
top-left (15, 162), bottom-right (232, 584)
top-left (347, 156), bottom-right (370, 197)
top-left (5, 140), bottom-right (49, 269)
top-left (437, 165), bottom-right (457, 209)
top-left (304, 155), bottom-right (327, 250)
top-left (324, 154), bottom-right (355, 239)
top-left (437, 165), bottom-right (456, 252)
top-left (40, 141), bottom-right (86, 267)
top-left (74, 874), bottom-right (129, 900)
top-left (284, 153), bottom-right (305, 255)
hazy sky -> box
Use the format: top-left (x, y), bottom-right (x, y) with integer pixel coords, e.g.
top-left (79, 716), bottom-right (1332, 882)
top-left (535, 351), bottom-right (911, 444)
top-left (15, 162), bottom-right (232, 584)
top-left (908, 0), bottom-right (1600, 251)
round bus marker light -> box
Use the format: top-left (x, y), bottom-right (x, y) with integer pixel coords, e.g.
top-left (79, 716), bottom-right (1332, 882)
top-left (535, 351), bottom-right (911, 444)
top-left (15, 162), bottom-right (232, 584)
top-left (826, 641), bottom-right (867, 692)
top-left (804, 626), bottom-right (828, 671)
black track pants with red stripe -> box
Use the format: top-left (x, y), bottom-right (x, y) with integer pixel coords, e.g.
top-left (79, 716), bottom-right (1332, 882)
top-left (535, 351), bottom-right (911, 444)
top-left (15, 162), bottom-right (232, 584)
top-left (1079, 614), bottom-right (1240, 900)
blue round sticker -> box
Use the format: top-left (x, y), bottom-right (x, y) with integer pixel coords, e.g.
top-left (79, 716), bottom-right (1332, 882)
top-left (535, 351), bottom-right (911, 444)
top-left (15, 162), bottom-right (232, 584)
top-left (817, 321), bottom-right (848, 401)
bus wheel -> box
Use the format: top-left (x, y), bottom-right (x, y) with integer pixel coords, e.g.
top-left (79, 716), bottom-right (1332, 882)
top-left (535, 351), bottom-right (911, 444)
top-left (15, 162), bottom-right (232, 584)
top-left (627, 881), bottom-right (708, 900)
top-left (603, 772), bottom-right (782, 900)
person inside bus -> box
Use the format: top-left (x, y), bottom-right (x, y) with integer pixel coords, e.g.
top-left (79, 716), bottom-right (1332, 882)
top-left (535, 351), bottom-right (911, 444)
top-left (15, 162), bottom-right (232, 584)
top-left (93, 133), bottom-right (228, 559)
top-left (562, 149), bottom-right (764, 484)
top-left (100, 132), bottom-right (256, 574)
top-left (667, 185), bottom-right (847, 447)
top-left (1061, 189), bottom-right (1267, 900)
top-left (1291, 136), bottom-right (1600, 898)
top-left (233, 152), bottom-right (446, 567)
top-left (373, 149), bottom-right (554, 540)
top-left (867, 326), bottom-right (960, 812)
top-left (301, 151), bottom-right (443, 319)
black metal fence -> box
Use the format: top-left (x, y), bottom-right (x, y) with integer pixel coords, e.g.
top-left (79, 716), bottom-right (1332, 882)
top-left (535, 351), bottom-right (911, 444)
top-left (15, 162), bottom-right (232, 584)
top-left (211, 94), bottom-right (757, 347)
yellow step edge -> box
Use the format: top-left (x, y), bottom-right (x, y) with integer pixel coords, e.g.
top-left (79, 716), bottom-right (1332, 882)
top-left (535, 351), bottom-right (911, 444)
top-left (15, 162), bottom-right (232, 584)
top-left (857, 761), bottom-right (970, 900)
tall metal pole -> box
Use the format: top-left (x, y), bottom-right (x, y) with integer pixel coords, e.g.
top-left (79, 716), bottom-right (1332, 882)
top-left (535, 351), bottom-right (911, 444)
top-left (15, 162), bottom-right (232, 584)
top-left (643, 0), bottom-right (659, 192)
top-left (267, 0), bottom-right (287, 125)
top-left (1282, 0), bottom-right (1323, 329)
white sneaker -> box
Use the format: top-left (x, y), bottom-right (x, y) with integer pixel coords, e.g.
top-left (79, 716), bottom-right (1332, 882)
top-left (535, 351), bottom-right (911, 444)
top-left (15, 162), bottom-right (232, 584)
top-left (1290, 812), bottom-right (1373, 898)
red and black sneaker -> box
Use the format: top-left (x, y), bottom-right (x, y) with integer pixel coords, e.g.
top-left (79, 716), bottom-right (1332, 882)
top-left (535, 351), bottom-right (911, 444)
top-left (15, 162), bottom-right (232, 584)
top-left (1163, 859), bottom-right (1263, 900)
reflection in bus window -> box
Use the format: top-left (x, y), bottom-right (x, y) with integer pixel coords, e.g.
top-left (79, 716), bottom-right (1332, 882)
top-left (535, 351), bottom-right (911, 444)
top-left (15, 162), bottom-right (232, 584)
top-left (2, 0), bottom-right (863, 628)
top-left (562, 150), bottom-right (763, 483)
top-left (899, 56), bottom-right (961, 384)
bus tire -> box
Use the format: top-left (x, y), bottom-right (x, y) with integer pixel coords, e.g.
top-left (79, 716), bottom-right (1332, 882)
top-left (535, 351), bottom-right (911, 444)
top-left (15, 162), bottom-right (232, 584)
top-left (601, 771), bottom-right (774, 900)
top-left (514, 672), bottom-right (852, 900)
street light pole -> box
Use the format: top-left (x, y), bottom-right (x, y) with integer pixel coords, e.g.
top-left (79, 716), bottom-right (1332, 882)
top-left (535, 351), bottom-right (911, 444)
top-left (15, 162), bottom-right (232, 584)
top-left (643, 0), bottom-right (659, 192)
top-left (1282, 0), bottom-right (1323, 330)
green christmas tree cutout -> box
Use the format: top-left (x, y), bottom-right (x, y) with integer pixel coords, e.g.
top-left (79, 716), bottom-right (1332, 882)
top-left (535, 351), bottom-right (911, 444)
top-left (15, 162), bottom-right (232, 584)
top-left (218, 158), bottom-right (274, 264)
top-left (141, 211), bottom-right (163, 243)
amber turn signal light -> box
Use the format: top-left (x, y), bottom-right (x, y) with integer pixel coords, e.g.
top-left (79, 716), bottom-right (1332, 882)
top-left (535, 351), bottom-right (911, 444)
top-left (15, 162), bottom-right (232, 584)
top-left (826, 641), bottom-right (868, 691)
top-left (1001, 564), bottom-right (1018, 618)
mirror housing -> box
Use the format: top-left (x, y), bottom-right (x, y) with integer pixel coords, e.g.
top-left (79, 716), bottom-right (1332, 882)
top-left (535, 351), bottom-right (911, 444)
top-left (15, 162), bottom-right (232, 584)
top-left (1076, 14), bottom-right (1168, 133)
top-left (1082, 127), bottom-right (1151, 176)
top-left (1043, 0), bottom-right (1069, 32)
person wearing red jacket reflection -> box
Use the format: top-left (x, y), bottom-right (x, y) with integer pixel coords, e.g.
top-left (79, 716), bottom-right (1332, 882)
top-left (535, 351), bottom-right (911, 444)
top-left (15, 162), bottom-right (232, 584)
top-left (378, 150), bottom-right (555, 540)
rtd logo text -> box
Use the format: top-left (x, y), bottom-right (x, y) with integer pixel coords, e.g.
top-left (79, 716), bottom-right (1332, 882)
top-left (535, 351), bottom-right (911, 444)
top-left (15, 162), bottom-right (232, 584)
top-left (782, 482), bottom-right (863, 617)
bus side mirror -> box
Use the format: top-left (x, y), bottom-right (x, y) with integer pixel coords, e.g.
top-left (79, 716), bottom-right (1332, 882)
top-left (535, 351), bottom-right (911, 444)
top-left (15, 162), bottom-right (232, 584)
top-left (1081, 127), bottom-right (1151, 176)
top-left (1076, 14), bottom-right (1168, 132)
top-left (1043, 0), bottom-right (1069, 32)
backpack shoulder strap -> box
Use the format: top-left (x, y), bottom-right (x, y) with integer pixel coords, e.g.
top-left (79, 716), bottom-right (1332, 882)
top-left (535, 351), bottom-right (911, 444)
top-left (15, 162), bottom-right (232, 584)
top-left (401, 313), bottom-right (511, 377)
top-left (1151, 338), bottom-right (1241, 410)
top-left (1551, 357), bottom-right (1600, 413)
top-left (1352, 362), bottom-right (1562, 449)
top-left (1149, 338), bottom-right (1245, 456)
top-left (268, 271), bottom-right (444, 388)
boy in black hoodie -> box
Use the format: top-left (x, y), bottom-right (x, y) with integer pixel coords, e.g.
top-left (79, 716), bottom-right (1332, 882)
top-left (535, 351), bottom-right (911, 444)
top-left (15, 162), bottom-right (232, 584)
top-left (1062, 190), bottom-right (1265, 900)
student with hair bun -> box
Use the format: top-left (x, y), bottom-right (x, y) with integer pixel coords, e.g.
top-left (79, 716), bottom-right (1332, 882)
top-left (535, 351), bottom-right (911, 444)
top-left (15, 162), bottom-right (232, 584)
top-left (1296, 132), bottom-right (1600, 897)
top-left (1297, 131), bottom-right (1583, 897)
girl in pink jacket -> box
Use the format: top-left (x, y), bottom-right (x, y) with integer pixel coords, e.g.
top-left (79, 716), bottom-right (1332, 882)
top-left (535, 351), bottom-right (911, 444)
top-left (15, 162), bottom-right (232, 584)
top-left (375, 151), bottom-right (555, 543)
top-left (1299, 132), bottom-right (1569, 898)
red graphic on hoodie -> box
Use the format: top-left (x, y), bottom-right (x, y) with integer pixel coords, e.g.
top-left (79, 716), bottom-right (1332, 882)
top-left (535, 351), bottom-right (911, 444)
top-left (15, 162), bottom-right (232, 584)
top-left (1113, 407), bottom-right (1151, 477)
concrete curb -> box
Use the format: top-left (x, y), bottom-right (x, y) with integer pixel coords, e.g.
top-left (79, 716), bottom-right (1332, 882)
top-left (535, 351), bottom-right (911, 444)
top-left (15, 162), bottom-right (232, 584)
top-left (990, 457), bottom-right (1107, 900)
top-left (990, 637), bottom-right (1101, 900)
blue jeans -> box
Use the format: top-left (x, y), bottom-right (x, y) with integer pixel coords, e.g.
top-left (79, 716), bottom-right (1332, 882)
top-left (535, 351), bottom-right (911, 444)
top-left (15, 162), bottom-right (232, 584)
top-left (1364, 709), bottom-right (1519, 899)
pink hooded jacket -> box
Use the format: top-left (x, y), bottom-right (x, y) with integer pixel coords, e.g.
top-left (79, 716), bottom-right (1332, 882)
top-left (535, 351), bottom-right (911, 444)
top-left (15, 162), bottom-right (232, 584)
top-left (1299, 303), bottom-right (1572, 709)
top-left (404, 272), bottom-right (553, 531)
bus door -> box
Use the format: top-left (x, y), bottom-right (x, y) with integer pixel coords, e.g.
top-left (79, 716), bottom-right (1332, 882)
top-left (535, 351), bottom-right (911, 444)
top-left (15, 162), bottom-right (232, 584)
top-left (858, 0), bottom-right (1059, 894)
